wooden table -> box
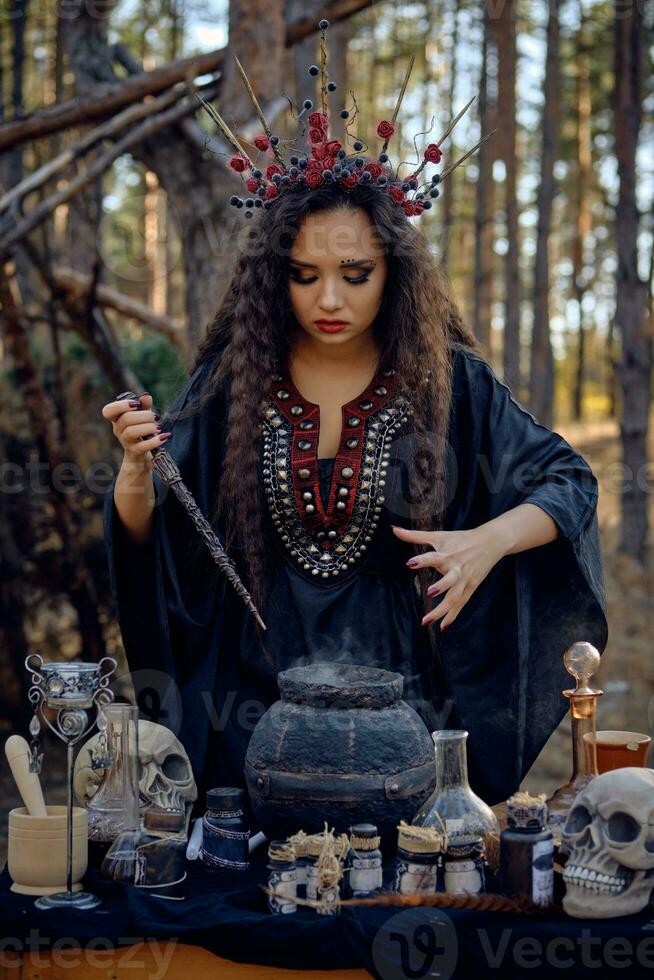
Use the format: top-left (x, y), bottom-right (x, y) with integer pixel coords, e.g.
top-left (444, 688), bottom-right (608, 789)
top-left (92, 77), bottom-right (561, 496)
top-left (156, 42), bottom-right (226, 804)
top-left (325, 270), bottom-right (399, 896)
top-left (0, 945), bottom-right (369, 978)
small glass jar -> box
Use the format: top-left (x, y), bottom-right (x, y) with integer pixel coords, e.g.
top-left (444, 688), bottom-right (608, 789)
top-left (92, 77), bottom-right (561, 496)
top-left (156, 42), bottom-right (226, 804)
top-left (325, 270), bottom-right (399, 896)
top-left (267, 840), bottom-right (297, 915)
top-left (443, 836), bottom-right (485, 895)
top-left (347, 823), bottom-right (383, 897)
top-left (200, 787), bottom-right (250, 873)
top-left (393, 824), bottom-right (441, 895)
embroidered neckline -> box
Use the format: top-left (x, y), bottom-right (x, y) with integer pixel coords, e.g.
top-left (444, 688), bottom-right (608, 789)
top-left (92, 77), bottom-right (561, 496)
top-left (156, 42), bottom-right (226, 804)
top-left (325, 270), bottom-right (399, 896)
top-left (268, 367), bottom-right (399, 530)
top-left (261, 368), bottom-right (414, 583)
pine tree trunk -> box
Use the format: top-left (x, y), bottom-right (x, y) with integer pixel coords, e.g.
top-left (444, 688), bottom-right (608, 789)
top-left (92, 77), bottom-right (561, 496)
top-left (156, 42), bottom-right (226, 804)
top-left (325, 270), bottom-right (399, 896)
top-left (572, 2), bottom-right (592, 421)
top-left (472, 3), bottom-right (496, 358)
top-left (497, 0), bottom-right (520, 395)
top-left (529, 0), bottom-right (559, 427)
top-left (613, 0), bottom-right (651, 560)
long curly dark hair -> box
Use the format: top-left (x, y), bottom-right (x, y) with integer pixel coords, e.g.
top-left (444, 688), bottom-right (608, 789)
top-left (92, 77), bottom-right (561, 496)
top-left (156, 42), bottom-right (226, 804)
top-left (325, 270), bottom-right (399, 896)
top-left (184, 176), bottom-right (479, 637)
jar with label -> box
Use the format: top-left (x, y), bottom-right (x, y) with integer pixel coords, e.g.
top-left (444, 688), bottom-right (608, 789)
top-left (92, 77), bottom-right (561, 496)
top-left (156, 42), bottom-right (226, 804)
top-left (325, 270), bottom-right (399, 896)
top-left (347, 824), bottom-right (383, 897)
top-left (443, 836), bottom-right (485, 894)
top-left (305, 832), bottom-right (349, 902)
top-left (393, 821), bottom-right (442, 895)
top-left (267, 841), bottom-right (298, 914)
top-left (500, 792), bottom-right (554, 906)
top-left (200, 787), bottom-right (250, 873)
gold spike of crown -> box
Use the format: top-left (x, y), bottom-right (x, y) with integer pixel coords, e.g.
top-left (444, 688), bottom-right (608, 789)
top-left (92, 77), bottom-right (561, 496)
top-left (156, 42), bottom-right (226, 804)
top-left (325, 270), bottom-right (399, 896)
top-left (195, 18), bottom-right (495, 220)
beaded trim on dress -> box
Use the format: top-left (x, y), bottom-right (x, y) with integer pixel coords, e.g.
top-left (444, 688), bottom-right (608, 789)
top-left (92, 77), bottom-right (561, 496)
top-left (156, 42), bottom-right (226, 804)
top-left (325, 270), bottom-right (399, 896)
top-left (261, 368), bottom-right (414, 582)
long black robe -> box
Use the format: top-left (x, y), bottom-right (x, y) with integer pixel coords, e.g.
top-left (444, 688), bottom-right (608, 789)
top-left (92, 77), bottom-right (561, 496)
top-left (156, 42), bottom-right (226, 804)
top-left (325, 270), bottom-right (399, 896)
top-left (103, 347), bottom-right (608, 816)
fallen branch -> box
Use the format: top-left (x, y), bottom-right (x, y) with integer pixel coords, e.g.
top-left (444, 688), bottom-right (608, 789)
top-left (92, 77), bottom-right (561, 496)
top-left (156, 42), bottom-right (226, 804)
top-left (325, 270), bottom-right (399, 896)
top-left (0, 79), bottom-right (219, 217)
top-left (0, 0), bottom-right (379, 151)
top-left (53, 267), bottom-right (186, 348)
top-left (0, 86), bottom-right (219, 259)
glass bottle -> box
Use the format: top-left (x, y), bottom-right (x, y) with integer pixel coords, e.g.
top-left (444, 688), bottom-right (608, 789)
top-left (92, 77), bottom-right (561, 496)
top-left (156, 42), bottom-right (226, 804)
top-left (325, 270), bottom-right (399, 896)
top-left (412, 730), bottom-right (499, 845)
top-left (86, 704), bottom-right (141, 851)
top-left (546, 642), bottom-right (602, 842)
top-left (200, 787), bottom-right (250, 872)
top-left (267, 840), bottom-right (298, 915)
top-left (346, 823), bottom-right (383, 897)
top-left (443, 836), bottom-right (485, 895)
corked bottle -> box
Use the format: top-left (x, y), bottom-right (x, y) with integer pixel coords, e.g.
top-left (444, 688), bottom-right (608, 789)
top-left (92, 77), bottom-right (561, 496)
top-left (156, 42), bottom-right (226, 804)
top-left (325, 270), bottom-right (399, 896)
top-left (393, 821), bottom-right (443, 895)
top-left (443, 836), bottom-right (486, 894)
top-left (347, 823), bottom-right (383, 897)
top-left (267, 840), bottom-right (298, 915)
top-left (500, 792), bottom-right (554, 906)
top-left (305, 830), bottom-right (349, 902)
top-left (200, 787), bottom-right (250, 873)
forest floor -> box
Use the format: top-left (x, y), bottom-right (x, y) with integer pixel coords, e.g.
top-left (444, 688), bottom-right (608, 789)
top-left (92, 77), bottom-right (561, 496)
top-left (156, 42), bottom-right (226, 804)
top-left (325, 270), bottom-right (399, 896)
top-left (1, 416), bottom-right (652, 865)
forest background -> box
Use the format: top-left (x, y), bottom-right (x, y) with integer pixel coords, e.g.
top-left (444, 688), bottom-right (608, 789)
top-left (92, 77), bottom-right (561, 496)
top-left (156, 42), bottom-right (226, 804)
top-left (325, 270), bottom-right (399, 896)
top-left (0, 0), bottom-right (652, 843)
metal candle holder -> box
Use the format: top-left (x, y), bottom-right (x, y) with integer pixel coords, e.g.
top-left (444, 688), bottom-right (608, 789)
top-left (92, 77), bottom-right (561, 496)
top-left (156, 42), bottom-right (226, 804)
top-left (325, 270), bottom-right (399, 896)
top-left (25, 653), bottom-right (117, 910)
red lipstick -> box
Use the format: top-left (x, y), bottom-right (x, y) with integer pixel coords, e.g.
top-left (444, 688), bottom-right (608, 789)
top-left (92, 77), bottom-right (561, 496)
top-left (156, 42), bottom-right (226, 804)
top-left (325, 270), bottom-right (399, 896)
top-left (315, 319), bottom-right (348, 333)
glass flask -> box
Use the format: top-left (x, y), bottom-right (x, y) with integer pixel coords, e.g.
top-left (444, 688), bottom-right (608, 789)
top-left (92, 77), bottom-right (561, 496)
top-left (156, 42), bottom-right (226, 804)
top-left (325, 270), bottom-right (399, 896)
top-left (412, 730), bottom-right (499, 845)
top-left (86, 704), bottom-right (141, 844)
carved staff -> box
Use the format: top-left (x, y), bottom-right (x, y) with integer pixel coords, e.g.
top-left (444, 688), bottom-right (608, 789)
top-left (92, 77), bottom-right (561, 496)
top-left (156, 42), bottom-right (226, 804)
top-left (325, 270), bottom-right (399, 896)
top-left (116, 390), bottom-right (267, 631)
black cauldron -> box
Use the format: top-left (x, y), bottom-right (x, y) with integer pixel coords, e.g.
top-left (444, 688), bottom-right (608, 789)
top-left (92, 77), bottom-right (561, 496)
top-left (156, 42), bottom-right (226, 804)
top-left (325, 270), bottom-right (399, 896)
top-left (244, 663), bottom-right (436, 846)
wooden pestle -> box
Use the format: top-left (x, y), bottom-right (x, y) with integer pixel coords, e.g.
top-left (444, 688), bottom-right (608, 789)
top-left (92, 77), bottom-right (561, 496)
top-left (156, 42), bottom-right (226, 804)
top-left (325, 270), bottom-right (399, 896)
top-left (4, 735), bottom-right (48, 817)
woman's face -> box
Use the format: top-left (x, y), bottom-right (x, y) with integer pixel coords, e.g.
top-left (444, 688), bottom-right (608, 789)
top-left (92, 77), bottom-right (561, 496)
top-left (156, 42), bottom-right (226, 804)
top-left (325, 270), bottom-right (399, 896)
top-left (288, 206), bottom-right (388, 348)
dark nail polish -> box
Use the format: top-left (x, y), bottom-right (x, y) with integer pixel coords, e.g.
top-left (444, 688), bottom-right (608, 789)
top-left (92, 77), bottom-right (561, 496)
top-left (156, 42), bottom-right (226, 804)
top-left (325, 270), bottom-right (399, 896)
top-left (156, 424), bottom-right (162, 431)
top-left (128, 399), bottom-right (141, 407)
top-left (160, 432), bottom-right (172, 440)
top-left (154, 414), bottom-right (161, 421)
top-left (406, 558), bottom-right (419, 568)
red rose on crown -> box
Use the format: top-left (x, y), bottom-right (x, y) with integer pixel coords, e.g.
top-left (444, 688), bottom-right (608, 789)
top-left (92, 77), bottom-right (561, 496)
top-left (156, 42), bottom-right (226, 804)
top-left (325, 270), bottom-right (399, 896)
top-left (309, 127), bottom-right (326, 145)
top-left (326, 140), bottom-right (343, 156)
top-left (377, 120), bottom-right (395, 140)
top-left (424, 143), bottom-right (443, 164)
top-left (364, 162), bottom-right (384, 179)
top-left (304, 168), bottom-right (323, 189)
top-left (389, 185), bottom-right (406, 203)
top-left (403, 200), bottom-right (425, 217)
top-left (245, 177), bottom-right (259, 193)
top-left (229, 155), bottom-right (249, 173)
top-left (254, 135), bottom-right (270, 152)
top-left (341, 171), bottom-right (360, 189)
top-left (266, 163), bottom-right (284, 180)
top-left (265, 184), bottom-right (279, 199)
top-left (308, 111), bottom-right (328, 131)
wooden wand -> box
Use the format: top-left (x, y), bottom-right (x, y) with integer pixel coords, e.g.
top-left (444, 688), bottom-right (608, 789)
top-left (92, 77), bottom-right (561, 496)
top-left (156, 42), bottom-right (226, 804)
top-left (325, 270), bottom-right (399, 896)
top-left (117, 390), bottom-right (267, 632)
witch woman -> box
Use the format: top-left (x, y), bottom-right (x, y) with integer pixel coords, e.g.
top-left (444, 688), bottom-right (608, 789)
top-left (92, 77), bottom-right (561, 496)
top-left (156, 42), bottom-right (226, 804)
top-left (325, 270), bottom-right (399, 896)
top-left (101, 26), bottom-right (608, 812)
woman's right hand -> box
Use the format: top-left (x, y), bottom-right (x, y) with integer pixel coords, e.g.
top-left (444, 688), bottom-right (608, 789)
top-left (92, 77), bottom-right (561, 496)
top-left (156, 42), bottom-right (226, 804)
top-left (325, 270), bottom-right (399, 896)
top-left (102, 392), bottom-right (171, 472)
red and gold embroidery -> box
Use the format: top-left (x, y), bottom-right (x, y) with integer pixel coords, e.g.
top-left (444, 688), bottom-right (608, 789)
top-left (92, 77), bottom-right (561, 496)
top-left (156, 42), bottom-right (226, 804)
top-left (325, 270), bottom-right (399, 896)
top-left (261, 368), bottom-right (413, 581)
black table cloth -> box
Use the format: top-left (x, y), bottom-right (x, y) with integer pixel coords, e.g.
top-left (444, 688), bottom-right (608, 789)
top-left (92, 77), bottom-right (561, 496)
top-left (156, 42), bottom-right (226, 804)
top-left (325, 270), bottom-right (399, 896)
top-left (2, 853), bottom-right (653, 979)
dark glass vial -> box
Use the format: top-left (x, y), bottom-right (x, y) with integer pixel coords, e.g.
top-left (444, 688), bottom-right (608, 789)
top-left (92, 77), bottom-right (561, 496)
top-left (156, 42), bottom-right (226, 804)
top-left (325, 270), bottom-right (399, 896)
top-left (500, 795), bottom-right (554, 906)
top-left (200, 787), bottom-right (250, 872)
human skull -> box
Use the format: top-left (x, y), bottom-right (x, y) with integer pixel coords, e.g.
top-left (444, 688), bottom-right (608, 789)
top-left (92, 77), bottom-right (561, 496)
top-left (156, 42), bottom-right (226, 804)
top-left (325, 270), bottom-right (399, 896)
top-left (74, 720), bottom-right (197, 830)
top-left (561, 768), bottom-right (654, 918)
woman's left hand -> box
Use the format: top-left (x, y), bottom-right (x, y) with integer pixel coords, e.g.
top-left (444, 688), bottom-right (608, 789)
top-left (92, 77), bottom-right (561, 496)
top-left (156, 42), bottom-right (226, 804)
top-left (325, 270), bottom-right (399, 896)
top-left (391, 524), bottom-right (508, 631)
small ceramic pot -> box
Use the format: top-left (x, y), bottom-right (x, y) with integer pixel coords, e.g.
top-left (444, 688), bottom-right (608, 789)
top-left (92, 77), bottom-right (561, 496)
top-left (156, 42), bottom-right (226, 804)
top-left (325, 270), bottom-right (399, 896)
top-left (8, 805), bottom-right (88, 895)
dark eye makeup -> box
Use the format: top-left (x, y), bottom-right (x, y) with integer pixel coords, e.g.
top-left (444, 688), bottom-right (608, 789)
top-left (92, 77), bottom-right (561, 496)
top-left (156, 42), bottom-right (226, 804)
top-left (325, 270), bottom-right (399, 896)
top-left (289, 270), bottom-right (371, 285)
